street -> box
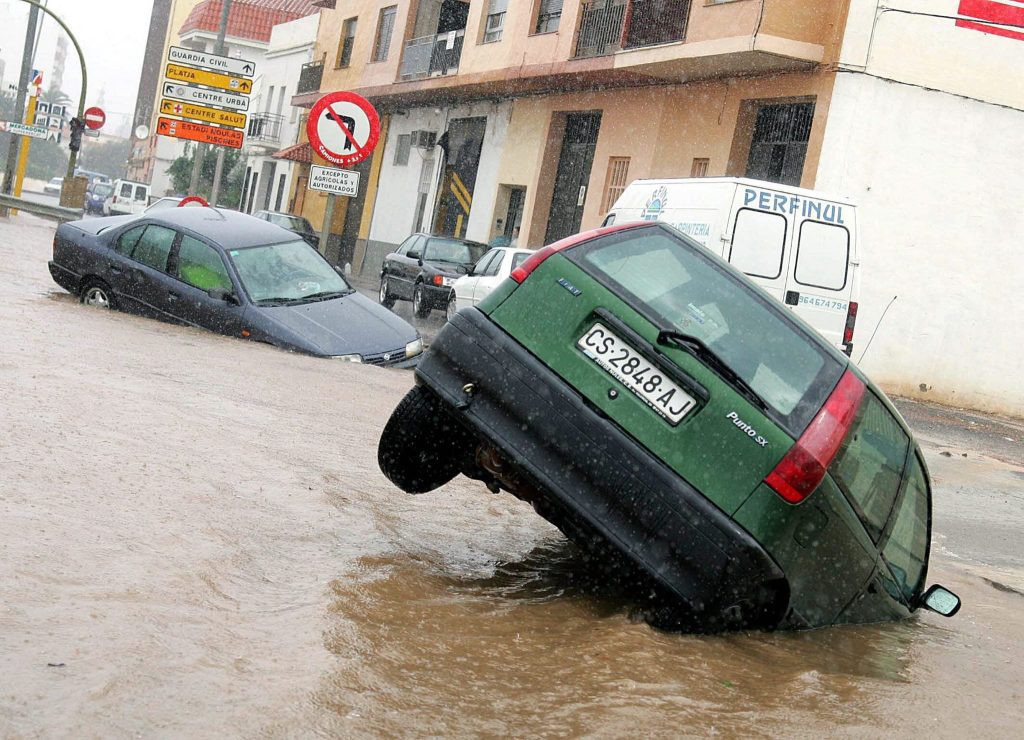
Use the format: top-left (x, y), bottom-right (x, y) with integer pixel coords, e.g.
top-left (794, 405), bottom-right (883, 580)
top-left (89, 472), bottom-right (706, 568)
top-left (1, 213), bottom-right (1022, 737)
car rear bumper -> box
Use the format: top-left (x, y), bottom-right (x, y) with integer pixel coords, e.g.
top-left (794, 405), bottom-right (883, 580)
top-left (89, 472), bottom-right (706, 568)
top-left (421, 283), bottom-right (453, 308)
top-left (48, 261), bottom-right (79, 294)
top-left (416, 308), bottom-right (789, 629)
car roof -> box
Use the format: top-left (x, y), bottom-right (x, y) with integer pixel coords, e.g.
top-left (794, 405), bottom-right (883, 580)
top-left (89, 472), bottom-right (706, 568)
top-left (414, 232), bottom-right (488, 247)
top-left (144, 207), bottom-right (294, 249)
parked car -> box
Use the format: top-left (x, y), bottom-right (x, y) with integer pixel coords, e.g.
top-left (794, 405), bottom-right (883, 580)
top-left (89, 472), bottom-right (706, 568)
top-left (450, 246), bottom-right (535, 320)
top-left (105, 179), bottom-right (151, 216)
top-left (85, 182), bottom-right (115, 215)
top-left (43, 177), bottom-right (63, 194)
top-left (380, 233), bottom-right (488, 318)
top-left (252, 210), bottom-right (320, 248)
top-left (48, 208), bottom-right (423, 366)
top-left (378, 221), bottom-right (960, 631)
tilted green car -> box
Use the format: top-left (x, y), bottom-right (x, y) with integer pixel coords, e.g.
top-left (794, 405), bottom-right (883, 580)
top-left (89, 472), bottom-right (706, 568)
top-left (378, 221), bottom-right (961, 630)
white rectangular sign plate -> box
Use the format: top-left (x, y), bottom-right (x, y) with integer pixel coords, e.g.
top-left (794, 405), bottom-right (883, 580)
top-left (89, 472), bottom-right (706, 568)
top-left (162, 81), bottom-right (250, 112)
top-left (168, 46), bottom-right (255, 78)
top-left (309, 166), bottom-right (360, 197)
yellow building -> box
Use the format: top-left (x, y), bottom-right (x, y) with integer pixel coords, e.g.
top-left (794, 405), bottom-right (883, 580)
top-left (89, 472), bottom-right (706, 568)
top-left (290, 0), bottom-right (850, 274)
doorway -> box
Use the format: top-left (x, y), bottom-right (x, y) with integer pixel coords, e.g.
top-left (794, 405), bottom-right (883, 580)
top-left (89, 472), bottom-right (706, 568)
top-left (545, 111), bottom-right (602, 244)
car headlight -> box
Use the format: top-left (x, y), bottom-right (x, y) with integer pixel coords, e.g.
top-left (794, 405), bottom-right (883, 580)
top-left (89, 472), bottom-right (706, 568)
top-left (405, 338), bottom-right (423, 358)
top-left (332, 354), bottom-right (363, 362)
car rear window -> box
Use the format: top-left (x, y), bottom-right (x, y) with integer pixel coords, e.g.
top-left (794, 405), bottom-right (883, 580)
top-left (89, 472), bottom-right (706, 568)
top-left (424, 238), bottom-right (487, 265)
top-left (569, 225), bottom-right (844, 432)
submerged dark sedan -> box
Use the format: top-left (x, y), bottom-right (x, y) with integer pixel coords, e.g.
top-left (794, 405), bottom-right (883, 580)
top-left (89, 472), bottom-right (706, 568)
top-left (48, 208), bottom-right (423, 367)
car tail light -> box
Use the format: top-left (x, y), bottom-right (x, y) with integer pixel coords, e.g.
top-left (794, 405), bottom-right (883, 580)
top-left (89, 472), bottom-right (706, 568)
top-left (843, 302), bottom-right (859, 345)
top-left (764, 370), bottom-right (865, 504)
top-left (510, 222), bottom-right (652, 284)
top-left (432, 275), bottom-right (444, 286)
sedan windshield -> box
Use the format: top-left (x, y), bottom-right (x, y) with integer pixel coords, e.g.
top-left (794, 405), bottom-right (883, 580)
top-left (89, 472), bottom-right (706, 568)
top-left (229, 239), bottom-right (351, 305)
top-left (423, 238), bottom-right (487, 265)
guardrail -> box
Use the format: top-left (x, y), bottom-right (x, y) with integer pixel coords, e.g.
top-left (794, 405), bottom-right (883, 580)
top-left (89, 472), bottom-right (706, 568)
top-left (0, 193), bottom-right (84, 222)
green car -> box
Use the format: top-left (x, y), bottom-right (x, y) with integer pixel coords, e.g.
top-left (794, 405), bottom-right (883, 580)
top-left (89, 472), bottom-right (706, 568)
top-left (378, 222), bottom-right (961, 631)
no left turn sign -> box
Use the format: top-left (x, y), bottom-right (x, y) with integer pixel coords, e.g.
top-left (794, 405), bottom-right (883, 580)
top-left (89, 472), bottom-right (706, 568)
top-left (307, 91), bottom-right (380, 167)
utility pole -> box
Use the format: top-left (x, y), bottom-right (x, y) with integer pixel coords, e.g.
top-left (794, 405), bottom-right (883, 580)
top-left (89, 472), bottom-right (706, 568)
top-left (1, 3), bottom-right (41, 203)
top-left (190, 0), bottom-right (231, 197)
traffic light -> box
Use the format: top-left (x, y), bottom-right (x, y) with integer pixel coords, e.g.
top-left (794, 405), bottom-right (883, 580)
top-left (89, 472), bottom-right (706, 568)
top-left (68, 117), bottom-right (84, 152)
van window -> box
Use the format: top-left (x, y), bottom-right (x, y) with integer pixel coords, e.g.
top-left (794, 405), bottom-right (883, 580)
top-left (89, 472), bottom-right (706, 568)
top-left (795, 220), bottom-right (850, 290)
top-left (829, 391), bottom-right (910, 541)
top-left (134, 185), bottom-right (148, 202)
top-left (119, 183), bottom-right (133, 198)
top-left (729, 208), bottom-right (786, 280)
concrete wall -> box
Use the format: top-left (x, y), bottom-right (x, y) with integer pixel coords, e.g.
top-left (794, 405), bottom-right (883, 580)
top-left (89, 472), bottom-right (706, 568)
top-left (816, 72), bottom-right (1024, 415)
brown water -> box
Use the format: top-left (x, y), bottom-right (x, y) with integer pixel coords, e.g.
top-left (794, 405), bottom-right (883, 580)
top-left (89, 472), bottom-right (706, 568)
top-left (2, 217), bottom-right (1022, 737)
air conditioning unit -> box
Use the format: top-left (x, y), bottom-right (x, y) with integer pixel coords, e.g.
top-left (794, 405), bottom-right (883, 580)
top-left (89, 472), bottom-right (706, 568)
top-left (410, 130), bottom-right (437, 149)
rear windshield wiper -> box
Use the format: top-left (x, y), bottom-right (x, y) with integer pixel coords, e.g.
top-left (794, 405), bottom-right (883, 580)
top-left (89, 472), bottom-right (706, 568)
top-left (656, 329), bottom-right (770, 412)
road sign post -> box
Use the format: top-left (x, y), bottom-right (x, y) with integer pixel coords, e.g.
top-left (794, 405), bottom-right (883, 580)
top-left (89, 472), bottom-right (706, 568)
top-left (306, 92), bottom-right (380, 259)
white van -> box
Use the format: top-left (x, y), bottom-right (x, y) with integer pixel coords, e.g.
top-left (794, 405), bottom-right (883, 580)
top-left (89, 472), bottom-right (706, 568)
top-left (604, 177), bottom-right (860, 355)
top-left (105, 179), bottom-right (151, 216)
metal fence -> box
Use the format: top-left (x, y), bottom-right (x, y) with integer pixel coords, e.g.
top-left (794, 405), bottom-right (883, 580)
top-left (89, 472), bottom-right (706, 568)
top-left (296, 60), bottom-right (323, 95)
top-left (624, 0), bottom-right (691, 49)
top-left (247, 113), bottom-right (285, 144)
top-left (400, 29), bottom-right (465, 80)
top-left (575, 0), bottom-right (627, 59)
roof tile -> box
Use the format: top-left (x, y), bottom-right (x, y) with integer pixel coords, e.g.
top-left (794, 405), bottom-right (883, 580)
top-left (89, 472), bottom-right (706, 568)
top-left (180, 0), bottom-right (319, 44)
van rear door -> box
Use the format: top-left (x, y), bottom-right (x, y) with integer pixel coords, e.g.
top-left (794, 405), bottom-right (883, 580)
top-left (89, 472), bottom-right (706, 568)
top-left (724, 185), bottom-right (795, 304)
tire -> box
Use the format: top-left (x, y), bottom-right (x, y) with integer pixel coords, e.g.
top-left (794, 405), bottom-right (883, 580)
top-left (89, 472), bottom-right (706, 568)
top-left (80, 279), bottom-right (115, 310)
top-left (445, 292), bottom-right (458, 322)
top-left (378, 385), bottom-right (473, 494)
top-left (412, 283), bottom-right (431, 318)
top-left (379, 275), bottom-right (396, 308)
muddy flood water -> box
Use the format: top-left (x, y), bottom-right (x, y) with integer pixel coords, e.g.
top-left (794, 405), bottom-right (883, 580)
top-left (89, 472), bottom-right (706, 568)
top-left (2, 217), bottom-right (1022, 737)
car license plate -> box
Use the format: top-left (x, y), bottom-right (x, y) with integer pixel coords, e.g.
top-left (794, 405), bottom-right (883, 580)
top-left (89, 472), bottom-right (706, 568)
top-left (577, 322), bottom-right (697, 425)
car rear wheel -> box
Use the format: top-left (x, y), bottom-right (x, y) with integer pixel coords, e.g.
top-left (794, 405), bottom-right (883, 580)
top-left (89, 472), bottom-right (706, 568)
top-left (445, 292), bottom-right (457, 322)
top-left (379, 275), bottom-right (396, 308)
top-left (378, 385), bottom-right (473, 494)
top-left (413, 284), bottom-right (431, 318)
top-left (80, 279), bottom-right (115, 310)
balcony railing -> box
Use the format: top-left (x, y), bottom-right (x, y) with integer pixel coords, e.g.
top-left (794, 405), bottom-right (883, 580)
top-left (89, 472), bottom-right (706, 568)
top-left (626, 0), bottom-right (690, 48)
top-left (296, 60), bottom-right (323, 95)
top-left (247, 112), bottom-right (285, 144)
top-left (399, 29), bottom-right (465, 80)
top-left (574, 0), bottom-right (691, 59)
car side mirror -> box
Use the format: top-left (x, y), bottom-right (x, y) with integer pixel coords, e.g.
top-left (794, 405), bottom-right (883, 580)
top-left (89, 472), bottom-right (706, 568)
top-left (408, 251), bottom-right (420, 261)
top-left (208, 287), bottom-right (239, 305)
top-left (918, 584), bottom-right (961, 617)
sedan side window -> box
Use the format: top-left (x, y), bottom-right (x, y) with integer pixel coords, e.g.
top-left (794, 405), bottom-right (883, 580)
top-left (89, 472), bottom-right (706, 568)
top-left (473, 250), bottom-right (498, 276)
top-left (829, 391), bottom-right (910, 541)
top-left (407, 237), bottom-right (423, 260)
top-left (177, 235), bottom-right (232, 292)
top-left (881, 454), bottom-right (929, 602)
top-left (131, 225), bottom-right (177, 272)
top-left (115, 225), bottom-right (147, 256)
top-left (482, 251), bottom-right (504, 277)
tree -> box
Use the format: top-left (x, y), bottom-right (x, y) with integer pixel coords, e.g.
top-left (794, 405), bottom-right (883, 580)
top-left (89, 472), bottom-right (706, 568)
top-left (167, 144), bottom-right (245, 207)
top-left (77, 136), bottom-right (131, 179)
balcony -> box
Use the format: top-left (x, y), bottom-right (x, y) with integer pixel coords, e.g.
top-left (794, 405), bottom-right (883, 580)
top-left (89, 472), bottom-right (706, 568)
top-left (399, 29), bottom-right (465, 80)
top-left (575, 0), bottom-right (691, 59)
top-left (296, 60), bottom-right (323, 95)
top-left (247, 112), bottom-right (285, 145)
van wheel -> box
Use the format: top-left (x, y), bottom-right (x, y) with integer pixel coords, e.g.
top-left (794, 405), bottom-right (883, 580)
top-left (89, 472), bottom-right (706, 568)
top-left (378, 385), bottom-right (473, 493)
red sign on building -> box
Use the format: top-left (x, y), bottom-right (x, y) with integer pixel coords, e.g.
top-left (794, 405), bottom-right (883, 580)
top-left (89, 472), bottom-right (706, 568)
top-left (958, 0), bottom-right (1024, 42)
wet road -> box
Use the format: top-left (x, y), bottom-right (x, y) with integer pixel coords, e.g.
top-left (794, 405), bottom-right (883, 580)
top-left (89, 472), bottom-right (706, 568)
top-left (2, 214), bottom-right (1022, 737)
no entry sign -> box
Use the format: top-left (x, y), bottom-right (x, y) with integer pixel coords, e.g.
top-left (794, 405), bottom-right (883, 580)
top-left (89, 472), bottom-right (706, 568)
top-left (307, 91), bottom-right (380, 167)
top-left (84, 106), bottom-right (106, 131)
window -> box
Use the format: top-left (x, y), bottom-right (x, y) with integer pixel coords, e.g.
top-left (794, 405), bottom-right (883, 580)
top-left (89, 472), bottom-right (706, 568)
top-left (372, 6), bottom-right (396, 62)
top-left (482, 250), bottom-right (505, 276)
top-left (882, 454), bottom-right (929, 602)
top-left (265, 85), bottom-right (275, 113)
top-left (691, 158), bottom-right (709, 177)
top-left (745, 102), bottom-right (815, 186)
top-left (572, 227), bottom-right (844, 427)
top-left (177, 235), bottom-right (232, 292)
top-left (830, 391), bottom-right (911, 542)
top-left (115, 225), bottom-right (146, 256)
top-left (131, 225), bottom-right (176, 272)
top-left (274, 173), bottom-right (286, 212)
top-left (134, 185), bottom-right (148, 202)
top-left (398, 235), bottom-right (423, 257)
top-left (473, 250), bottom-right (498, 276)
top-left (535, 0), bottom-right (563, 33)
top-left (483, 0), bottom-right (507, 43)
top-left (729, 209), bottom-right (787, 279)
top-left (337, 17), bottom-right (357, 68)
top-left (119, 183), bottom-right (133, 198)
top-left (394, 134), bottom-right (411, 166)
top-left (600, 156), bottom-right (630, 213)
top-left (423, 238), bottom-right (488, 265)
top-left (511, 251), bottom-right (530, 271)
top-left (795, 221), bottom-right (850, 291)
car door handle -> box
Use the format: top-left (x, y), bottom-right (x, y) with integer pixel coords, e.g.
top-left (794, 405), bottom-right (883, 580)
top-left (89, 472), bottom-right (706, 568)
top-left (108, 265), bottom-right (123, 275)
top-left (167, 291), bottom-right (181, 302)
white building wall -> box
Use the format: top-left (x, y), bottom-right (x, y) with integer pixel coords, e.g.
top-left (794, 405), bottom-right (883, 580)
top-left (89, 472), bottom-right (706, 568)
top-left (369, 100), bottom-right (513, 250)
top-left (818, 11), bottom-right (1024, 414)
